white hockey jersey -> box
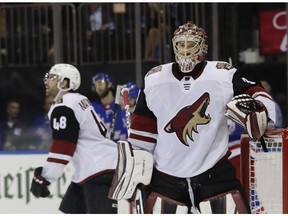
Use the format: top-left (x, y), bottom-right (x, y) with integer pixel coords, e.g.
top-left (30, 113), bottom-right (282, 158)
top-left (129, 61), bottom-right (276, 178)
top-left (41, 93), bottom-right (117, 184)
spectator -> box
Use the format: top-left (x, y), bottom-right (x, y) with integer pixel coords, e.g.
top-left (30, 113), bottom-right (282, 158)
top-left (260, 80), bottom-right (283, 128)
top-left (144, 3), bottom-right (161, 61)
top-left (0, 4), bottom-right (7, 63)
top-left (91, 73), bottom-right (127, 142)
top-left (0, 99), bottom-right (31, 150)
top-left (85, 3), bottom-right (115, 62)
top-left (30, 96), bottom-right (54, 150)
top-left (144, 3), bottom-right (175, 61)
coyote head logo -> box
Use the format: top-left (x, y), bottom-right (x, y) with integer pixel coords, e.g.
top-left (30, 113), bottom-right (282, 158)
top-left (164, 92), bottom-right (211, 146)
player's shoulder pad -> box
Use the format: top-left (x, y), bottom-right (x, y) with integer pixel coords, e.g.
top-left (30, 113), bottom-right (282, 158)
top-left (50, 105), bottom-right (76, 124)
top-left (62, 93), bottom-right (87, 109)
top-left (215, 61), bottom-right (234, 71)
top-left (145, 65), bottom-right (163, 78)
top-left (145, 63), bottom-right (173, 78)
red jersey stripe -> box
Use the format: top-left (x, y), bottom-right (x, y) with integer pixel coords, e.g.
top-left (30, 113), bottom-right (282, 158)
top-left (245, 86), bottom-right (272, 100)
top-left (130, 133), bottom-right (157, 144)
top-left (130, 114), bottom-right (157, 134)
top-left (47, 157), bottom-right (69, 165)
top-left (49, 139), bottom-right (76, 156)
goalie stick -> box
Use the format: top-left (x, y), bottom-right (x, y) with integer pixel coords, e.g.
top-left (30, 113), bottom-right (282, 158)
top-left (121, 86), bottom-right (144, 214)
top-left (121, 87), bottom-right (131, 130)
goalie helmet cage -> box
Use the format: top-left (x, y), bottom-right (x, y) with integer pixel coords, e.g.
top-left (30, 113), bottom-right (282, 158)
top-left (240, 129), bottom-right (288, 214)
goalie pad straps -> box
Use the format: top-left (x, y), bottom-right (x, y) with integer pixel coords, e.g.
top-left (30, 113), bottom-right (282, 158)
top-left (108, 141), bottom-right (153, 200)
top-left (225, 94), bottom-right (268, 141)
top-left (145, 192), bottom-right (189, 214)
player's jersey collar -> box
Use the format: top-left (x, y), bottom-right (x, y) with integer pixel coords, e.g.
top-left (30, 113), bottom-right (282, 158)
top-left (172, 61), bottom-right (207, 81)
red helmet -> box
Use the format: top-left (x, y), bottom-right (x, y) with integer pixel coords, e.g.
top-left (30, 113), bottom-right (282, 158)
top-left (172, 21), bottom-right (208, 72)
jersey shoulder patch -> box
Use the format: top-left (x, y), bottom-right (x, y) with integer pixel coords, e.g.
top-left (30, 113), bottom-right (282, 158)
top-left (145, 65), bottom-right (162, 78)
top-left (216, 62), bottom-right (234, 70)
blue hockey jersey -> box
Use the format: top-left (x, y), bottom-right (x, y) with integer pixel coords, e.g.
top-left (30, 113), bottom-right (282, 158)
top-left (92, 100), bottom-right (128, 142)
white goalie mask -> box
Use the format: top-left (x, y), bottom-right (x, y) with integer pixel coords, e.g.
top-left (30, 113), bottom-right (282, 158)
top-left (45, 63), bottom-right (81, 91)
top-left (172, 21), bottom-right (208, 73)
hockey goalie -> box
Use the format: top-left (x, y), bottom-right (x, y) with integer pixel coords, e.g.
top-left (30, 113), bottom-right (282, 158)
top-left (109, 21), bottom-right (277, 214)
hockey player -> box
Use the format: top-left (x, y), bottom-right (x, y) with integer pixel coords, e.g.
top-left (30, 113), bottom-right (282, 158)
top-left (30, 64), bottom-right (118, 213)
top-left (109, 21), bottom-right (277, 213)
top-left (120, 82), bottom-right (140, 113)
top-left (91, 73), bottom-right (128, 142)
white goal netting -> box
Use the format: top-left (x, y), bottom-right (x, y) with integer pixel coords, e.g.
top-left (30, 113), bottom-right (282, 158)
top-left (241, 129), bottom-right (288, 214)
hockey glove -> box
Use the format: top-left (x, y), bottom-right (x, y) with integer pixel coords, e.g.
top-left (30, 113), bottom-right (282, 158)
top-left (30, 167), bottom-right (51, 198)
top-left (225, 94), bottom-right (268, 141)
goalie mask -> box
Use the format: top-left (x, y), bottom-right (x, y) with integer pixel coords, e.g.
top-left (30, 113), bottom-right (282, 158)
top-left (172, 21), bottom-right (208, 73)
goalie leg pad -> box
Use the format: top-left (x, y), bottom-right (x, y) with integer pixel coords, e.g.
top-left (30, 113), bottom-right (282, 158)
top-left (144, 192), bottom-right (189, 214)
top-left (108, 141), bottom-right (153, 200)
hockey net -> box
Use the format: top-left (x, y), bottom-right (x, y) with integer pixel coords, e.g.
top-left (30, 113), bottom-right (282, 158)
top-left (240, 129), bottom-right (288, 214)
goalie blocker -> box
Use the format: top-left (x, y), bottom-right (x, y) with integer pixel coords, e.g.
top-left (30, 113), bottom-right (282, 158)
top-left (225, 94), bottom-right (268, 141)
top-left (108, 141), bottom-right (153, 200)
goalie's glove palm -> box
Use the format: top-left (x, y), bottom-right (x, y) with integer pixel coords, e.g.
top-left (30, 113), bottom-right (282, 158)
top-left (30, 167), bottom-right (51, 198)
top-left (225, 94), bottom-right (268, 141)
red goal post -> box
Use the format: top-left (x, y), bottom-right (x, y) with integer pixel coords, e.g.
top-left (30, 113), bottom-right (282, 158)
top-left (240, 129), bottom-right (288, 214)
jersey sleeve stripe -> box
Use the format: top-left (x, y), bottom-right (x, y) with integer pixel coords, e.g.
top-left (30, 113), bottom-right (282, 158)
top-left (50, 139), bottom-right (76, 156)
top-left (129, 128), bottom-right (157, 139)
top-left (252, 91), bottom-right (273, 101)
top-left (48, 152), bottom-right (72, 161)
top-left (47, 157), bottom-right (69, 165)
top-left (130, 114), bottom-right (157, 134)
top-left (129, 133), bottom-right (157, 143)
top-left (245, 85), bottom-right (272, 100)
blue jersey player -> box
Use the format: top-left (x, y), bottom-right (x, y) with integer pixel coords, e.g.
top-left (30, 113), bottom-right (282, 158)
top-left (91, 73), bottom-right (127, 142)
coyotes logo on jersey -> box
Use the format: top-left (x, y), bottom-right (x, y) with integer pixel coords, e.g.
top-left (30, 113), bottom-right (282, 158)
top-left (164, 92), bottom-right (211, 146)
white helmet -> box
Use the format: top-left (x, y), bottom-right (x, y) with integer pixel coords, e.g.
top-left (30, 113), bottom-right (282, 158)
top-left (172, 21), bottom-right (208, 73)
top-left (48, 63), bottom-right (81, 91)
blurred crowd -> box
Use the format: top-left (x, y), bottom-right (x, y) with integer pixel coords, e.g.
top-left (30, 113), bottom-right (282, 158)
top-left (0, 72), bottom-right (140, 151)
top-left (0, 3), bottom-right (285, 152)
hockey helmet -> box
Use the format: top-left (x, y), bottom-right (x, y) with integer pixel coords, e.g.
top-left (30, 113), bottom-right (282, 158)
top-left (46, 63), bottom-right (81, 91)
top-left (122, 82), bottom-right (139, 100)
top-left (172, 21), bottom-right (208, 73)
top-left (92, 73), bottom-right (114, 90)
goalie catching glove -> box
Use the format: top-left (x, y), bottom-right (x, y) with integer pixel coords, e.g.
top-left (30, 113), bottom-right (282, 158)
top-left (30, 167), bottom-right (51, 198)
top-left (225, 94), bottom-right (268, 141)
